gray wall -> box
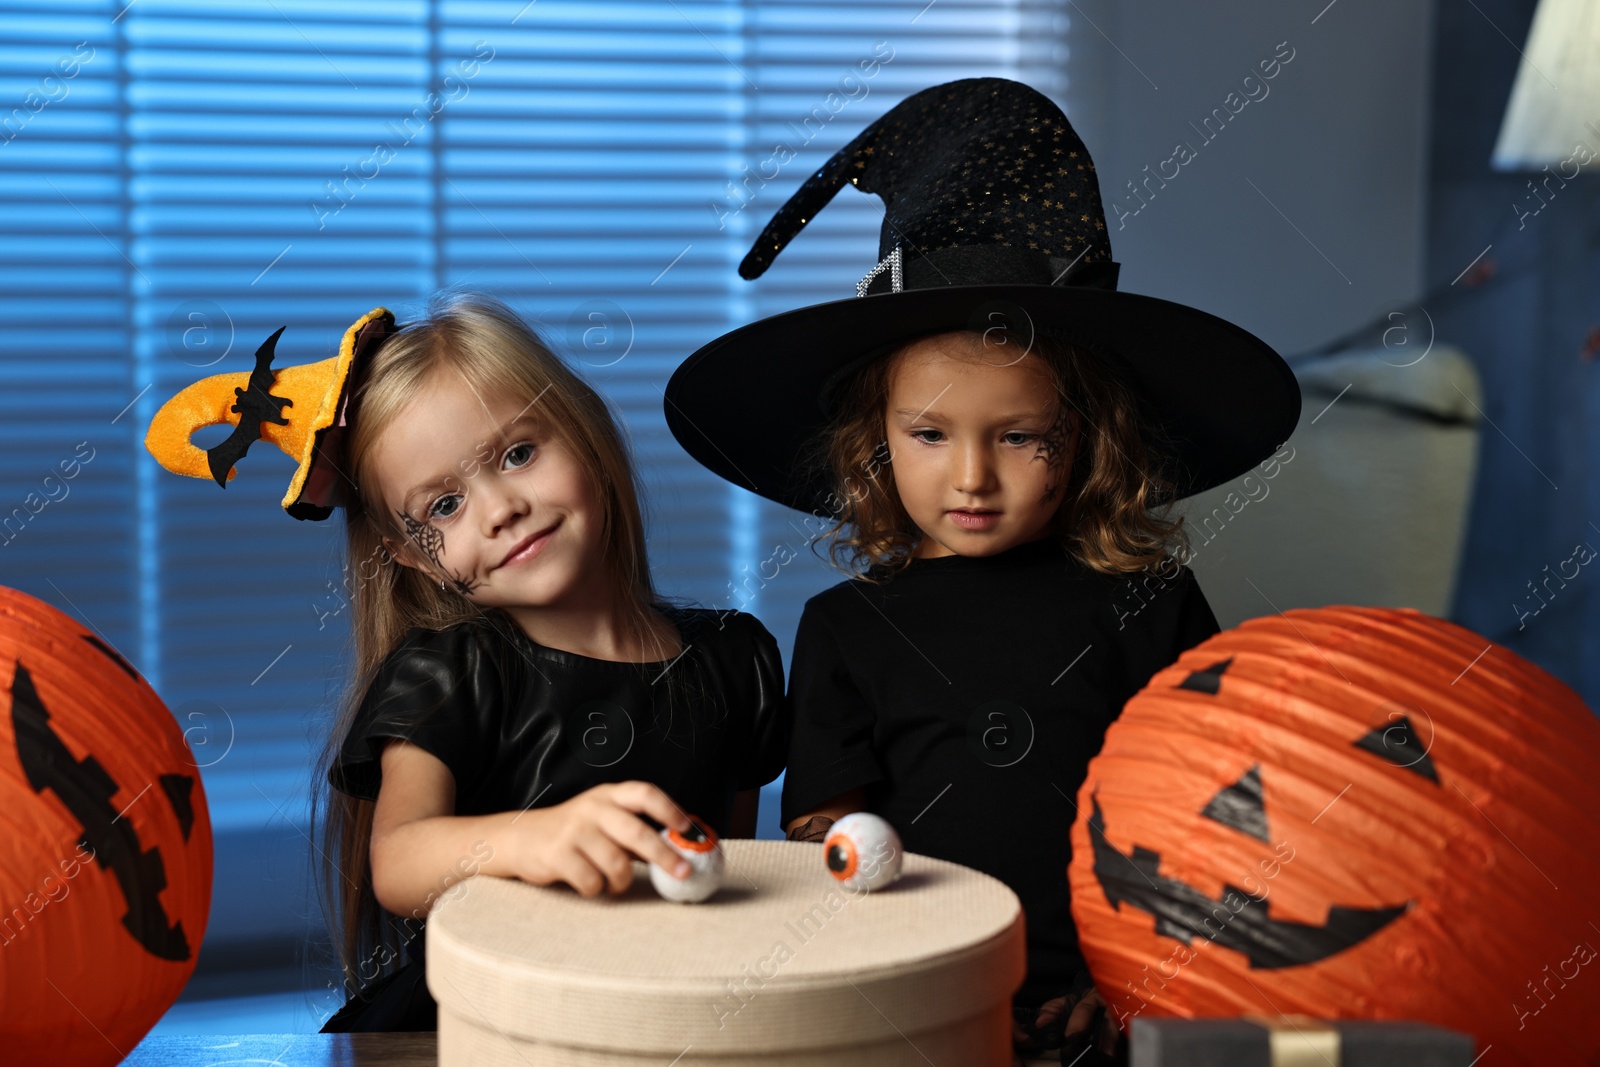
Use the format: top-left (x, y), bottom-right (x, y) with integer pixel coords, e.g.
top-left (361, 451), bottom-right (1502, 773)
top-left (1066, 0), bottom-right (1434, 357)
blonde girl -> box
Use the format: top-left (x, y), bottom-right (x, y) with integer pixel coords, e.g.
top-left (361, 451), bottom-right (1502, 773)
top-left (147, 291), bottom-right (789, 1031)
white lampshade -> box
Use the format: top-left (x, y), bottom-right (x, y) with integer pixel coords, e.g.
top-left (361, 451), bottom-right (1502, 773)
top-left (1491, 0), bottom-right (1600, 171)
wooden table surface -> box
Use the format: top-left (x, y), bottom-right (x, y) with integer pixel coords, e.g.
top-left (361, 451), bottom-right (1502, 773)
top-left (122, 1033), bottom-right (436, 1066)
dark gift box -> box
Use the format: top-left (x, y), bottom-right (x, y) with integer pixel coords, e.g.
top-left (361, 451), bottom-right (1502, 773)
top-left (1131, 1016), bottom-right (1475, 1067)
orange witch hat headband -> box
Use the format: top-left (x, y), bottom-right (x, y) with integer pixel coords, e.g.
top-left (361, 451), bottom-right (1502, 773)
top-left (144, 307), bottom-right (401, 522)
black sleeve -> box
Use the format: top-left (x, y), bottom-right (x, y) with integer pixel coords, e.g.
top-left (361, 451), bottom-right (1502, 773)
top-left (328, 624), bottom-right (504, 802)
top-left (731, 612), bottom-right (791, 791)
top-left (1170, 566), bottom-right (1223, 654)
top-left (778, 597), bottom-right (886, 827)
top-left (1118, 564), bottom-right (1222, 704)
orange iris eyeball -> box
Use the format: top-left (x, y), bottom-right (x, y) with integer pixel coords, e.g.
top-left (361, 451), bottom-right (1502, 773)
top-left (650, 814), bottom-right (724, 903)
top-left (823, 812), bottom-right (904, 891)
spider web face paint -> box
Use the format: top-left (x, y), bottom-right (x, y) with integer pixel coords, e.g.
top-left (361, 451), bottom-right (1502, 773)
top-left (397, 510), bottom-right (480, 596)
top-left (1033, 403), bottom-right (1074, 505)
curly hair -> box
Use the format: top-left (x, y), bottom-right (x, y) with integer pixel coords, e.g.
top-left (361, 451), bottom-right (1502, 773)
top-left (800, 329), bottom-right (1192, 582)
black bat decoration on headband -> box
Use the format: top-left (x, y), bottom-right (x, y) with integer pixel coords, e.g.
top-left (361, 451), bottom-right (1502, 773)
top-left (206, 326), bottom-right (292, 488)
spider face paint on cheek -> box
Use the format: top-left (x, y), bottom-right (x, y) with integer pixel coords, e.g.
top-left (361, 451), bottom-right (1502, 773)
top-left (396, 509), bottom-right (480, 596)
top-left (1033, 404), bottom-right (1075, 504)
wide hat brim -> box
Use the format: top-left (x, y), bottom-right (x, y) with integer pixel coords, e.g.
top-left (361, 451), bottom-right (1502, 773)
top-left (665, 282), bottom-right (1301, 517)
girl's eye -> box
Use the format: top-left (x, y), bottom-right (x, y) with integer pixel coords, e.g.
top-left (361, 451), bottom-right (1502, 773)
top-left (504, 442), bottom-right (537, 469)
top-left (1003, 432), bottom-right (1038, 446)
top-left (909, 429), bottom-right (943, 444)
top-left (427, 493), bottom-right (463, 521)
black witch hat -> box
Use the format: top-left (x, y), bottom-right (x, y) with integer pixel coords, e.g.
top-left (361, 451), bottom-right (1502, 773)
top-left (664, 77), bottom-right (1301, 516)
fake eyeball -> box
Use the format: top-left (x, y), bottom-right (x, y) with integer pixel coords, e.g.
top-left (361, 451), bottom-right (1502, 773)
top-left (823, 812), bottom-right (903, 892)
top-left (649, 815), bottom-right (725, 903)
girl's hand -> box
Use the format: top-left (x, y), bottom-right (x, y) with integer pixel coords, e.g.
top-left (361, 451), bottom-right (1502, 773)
top-left (512, 781), bottom-right (695, 897)
top-left (1010, 988), bottom-right (1120, 1066)
top-left (1046, 988), bottom-right (1120, 1058)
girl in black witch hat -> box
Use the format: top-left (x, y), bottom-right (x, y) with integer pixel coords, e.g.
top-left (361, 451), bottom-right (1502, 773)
top-left (665, 78), bottom-right (1300, 1063)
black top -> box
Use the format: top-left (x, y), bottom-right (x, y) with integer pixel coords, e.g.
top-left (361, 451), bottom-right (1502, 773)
top-left (331, 605), bottom-right (789, 833)
top-left (321, 605), bottom-right (789, 1033)
top-left (778, 536), bottom-right (1219, 1007)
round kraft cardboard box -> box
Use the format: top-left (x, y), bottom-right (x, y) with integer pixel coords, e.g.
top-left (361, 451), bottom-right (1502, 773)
top-left (426, 839), bottom-right (1027, 1066)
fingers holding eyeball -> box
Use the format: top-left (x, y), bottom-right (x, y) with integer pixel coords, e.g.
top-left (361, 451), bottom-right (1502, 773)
top-left (599, 805), bottom-right (690, 879)
top-left (649, 814), bottom-right (725, 903)
top-left (607, 780), bottom-right (693, 835)
top-left (562, 807), bottom-right (907, 906)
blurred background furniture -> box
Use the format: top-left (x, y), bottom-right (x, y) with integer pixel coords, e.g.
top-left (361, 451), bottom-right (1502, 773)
top-left (1183, 345), bottom-right (1483, 628)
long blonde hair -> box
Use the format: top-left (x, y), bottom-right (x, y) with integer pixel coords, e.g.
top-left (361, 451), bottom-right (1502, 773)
top-left (308, 291), bottom-right (677, 1002)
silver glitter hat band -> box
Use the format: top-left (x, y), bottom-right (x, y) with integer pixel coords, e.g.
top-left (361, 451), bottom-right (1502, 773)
top-left (855, 244), bottom-right (1121, 298)
top-left (856, 245), bottom-right (903, 297)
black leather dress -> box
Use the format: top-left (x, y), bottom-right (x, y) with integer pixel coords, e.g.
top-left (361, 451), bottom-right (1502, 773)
top-left (320, 604), bottom-right (789, 1032)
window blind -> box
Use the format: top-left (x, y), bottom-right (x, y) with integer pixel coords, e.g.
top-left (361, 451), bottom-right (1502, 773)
top-left (0, 0), bottom-right (1069, 957)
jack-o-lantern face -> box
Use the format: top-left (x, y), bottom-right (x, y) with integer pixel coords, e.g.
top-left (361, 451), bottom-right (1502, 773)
top-left (1067, 607), bottom-right (1600, 1067)
top-left (12, 655), bottom-right (197, 960)
top-left (0, 588), bottom-right (212, 1066)
top-left (1088, 655), bottom-right (1422, 969)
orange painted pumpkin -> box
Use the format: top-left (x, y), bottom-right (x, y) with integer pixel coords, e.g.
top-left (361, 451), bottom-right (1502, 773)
top-left (1069, 606), bottom-right (1600, 1067)
top-left (0, 586), bottom-right (212, 1063)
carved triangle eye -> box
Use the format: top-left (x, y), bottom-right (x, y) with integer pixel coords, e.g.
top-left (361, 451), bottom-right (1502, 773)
top-left (1352, 716), bottom-right (1439, 783)
top-left (1177, 657), bottom-right (1233, 695)
top-left (1200, 763), bottom-right (1271, 842)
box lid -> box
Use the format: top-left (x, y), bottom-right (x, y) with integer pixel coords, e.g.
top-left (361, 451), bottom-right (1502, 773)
top-left (426, 839), bottom-right (1025, 1055)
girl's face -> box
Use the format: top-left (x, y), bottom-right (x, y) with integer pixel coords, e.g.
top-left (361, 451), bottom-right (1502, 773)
top-left (369, 368), bottom-right (605, 613)
top-left (884, 332), bottom-right (1074, 560)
